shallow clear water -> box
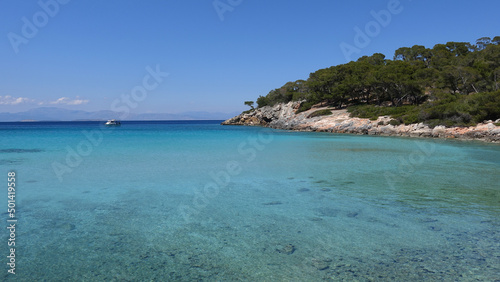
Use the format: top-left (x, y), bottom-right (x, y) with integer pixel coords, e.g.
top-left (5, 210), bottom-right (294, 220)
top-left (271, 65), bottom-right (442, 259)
top-left (1, 121), bottom-right (499, 281)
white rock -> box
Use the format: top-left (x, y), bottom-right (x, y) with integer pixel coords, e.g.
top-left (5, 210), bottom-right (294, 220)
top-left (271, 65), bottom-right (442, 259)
top-left (432, 126), bottom-right (446, 135)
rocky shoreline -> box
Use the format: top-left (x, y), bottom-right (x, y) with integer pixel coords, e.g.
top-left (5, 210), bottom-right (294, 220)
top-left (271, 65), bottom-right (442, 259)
top-left (222, 101), bottom-right (500, 143)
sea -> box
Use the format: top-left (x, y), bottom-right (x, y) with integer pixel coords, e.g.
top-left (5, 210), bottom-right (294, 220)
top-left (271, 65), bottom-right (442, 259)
top-left (1, 120), bottom-right (499, 281)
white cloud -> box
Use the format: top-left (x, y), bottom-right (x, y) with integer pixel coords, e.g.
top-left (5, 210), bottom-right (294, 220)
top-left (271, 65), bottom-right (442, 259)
top-left (0, 95), bottom-right (89, 106)
top-left (0, 95), bottom-right (36, 105)
top-left (50, 97), bottom-right (89, 105)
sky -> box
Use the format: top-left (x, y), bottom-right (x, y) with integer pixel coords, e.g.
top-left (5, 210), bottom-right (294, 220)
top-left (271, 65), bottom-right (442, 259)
top-left (1, 0), bottom-right (499, 115)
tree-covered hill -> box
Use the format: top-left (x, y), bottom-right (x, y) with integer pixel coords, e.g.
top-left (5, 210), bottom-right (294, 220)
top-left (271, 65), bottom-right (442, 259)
top-left (252, 37), bottom-right (500, 127)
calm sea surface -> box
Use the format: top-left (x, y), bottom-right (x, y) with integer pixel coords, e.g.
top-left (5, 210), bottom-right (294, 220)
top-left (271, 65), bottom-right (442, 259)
top-left (1, 121), bottom-right (499, 281)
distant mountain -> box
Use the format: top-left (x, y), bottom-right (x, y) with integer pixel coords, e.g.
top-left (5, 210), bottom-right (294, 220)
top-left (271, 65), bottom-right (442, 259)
top-left (0, 107), bottom-right (240, 121)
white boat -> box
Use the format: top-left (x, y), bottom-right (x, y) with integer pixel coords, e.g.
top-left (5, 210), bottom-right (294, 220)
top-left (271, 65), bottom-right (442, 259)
top-left (105, 119), bottom-right (121, 126)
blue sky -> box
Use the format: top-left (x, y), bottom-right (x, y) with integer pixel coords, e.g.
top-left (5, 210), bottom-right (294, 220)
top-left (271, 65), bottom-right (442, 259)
top-left (1, 0), bottom-right (499, 114)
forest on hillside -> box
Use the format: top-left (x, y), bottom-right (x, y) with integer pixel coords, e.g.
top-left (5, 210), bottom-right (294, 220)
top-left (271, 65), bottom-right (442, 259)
top-left (252, 36), bottom-right (500, 127)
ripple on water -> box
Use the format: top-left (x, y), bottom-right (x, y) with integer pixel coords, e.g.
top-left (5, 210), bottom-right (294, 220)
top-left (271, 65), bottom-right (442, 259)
top-left (0, 148), bottom-right (44, 153)
top-left (0, 158), bottom-right (25, 165)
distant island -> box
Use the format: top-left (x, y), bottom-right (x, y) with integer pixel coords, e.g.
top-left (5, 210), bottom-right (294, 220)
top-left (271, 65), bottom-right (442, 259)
top-left (223, 37), bottom-right (500, 142)
top-left (0, 107), bottom-right (239, 122)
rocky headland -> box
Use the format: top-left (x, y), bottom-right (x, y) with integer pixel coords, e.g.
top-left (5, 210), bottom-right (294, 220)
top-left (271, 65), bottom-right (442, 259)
top-left (222, 101), bottom-right (500, 142)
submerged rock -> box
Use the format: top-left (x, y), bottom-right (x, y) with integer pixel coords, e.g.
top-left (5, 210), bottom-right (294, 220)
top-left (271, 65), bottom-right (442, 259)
top-left (421, 218), bottom-right (438, 223)
top-left (263, 201), bottom-right (283, 206)
top-left (315, 207), bottom-right (340, 217)
top-left (276, 244), bottom-right (296, 255)
top-left (428, 226), bottom-right (442, 231)
top-left (346, 212), bottom-right (359, 218)
top-left (311, 258), bottom-right (332, 270)
top-left (58, 223), bottom-right (76, 231)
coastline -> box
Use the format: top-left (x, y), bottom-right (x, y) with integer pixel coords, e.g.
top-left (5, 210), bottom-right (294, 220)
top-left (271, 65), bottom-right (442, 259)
top-left (222, 101), bottom-right (500, 143)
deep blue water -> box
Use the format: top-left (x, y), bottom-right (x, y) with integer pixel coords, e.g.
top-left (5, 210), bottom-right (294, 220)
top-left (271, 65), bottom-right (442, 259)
top-left (1, 120), bottom-right (499, 280)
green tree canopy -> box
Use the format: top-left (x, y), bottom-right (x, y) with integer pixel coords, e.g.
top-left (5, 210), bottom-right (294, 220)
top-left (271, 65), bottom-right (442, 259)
top-left (244, 101), bottom-right (255, 109)
top-left (251, 36), bottom-right (500, 126)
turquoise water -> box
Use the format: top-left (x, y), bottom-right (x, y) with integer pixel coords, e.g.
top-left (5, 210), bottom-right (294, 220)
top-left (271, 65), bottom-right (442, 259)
top-left (1, 121), bottom-right (499, 281)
